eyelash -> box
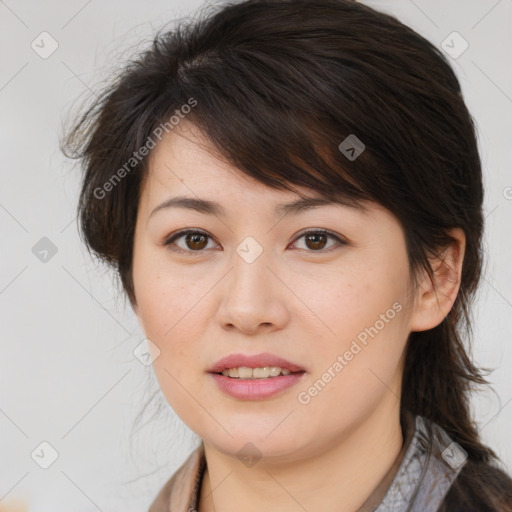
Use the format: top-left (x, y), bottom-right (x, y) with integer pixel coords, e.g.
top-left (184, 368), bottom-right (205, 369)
top-left (163, 228), bottom-right (346, 256)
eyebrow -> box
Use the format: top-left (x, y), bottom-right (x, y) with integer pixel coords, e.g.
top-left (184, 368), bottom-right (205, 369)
top-left (148, 194), bottom-right (367, 221)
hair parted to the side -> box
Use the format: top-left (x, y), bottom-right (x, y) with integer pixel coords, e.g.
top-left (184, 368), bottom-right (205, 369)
top-left (61, 0), bottom-right (512, 508)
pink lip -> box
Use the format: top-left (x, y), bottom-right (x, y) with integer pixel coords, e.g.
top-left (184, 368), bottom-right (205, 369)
top-left (208, 352), bottom-right (306, 401)
top-left (208, 352), bottom-right (305, 374)
top-left (209, 372), bottom-right (306, 400)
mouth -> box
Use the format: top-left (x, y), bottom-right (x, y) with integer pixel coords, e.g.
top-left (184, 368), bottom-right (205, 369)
top-left (209, 367), bottom-right (307, 400)
top-left (208, 352), bottom-right (306, 376)
top-left (208, 353), bottom-right (307, 399)
top-left (212, 367), bottom-right (306, 379)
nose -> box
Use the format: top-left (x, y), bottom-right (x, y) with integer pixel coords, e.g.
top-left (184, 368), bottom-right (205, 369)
top-left (216, 251), bottom-right (290, 335)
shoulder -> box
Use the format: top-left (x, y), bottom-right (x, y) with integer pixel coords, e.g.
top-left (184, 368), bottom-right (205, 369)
top-left (439, 458), bottom-right (512, 512)
top-left (410, 414), bottom-right (512, 512)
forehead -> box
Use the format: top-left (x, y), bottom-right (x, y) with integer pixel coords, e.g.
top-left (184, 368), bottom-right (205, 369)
top-left (140, 121), bottom-right (373, 220)
top-left (144, 123), bottom-right (260, 191)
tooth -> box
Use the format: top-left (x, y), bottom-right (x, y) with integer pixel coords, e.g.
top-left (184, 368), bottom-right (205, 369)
top-left (218, 366), bottom-right (297, 378)
top-left (238, 367), bottom-right (253, 379)
top-left (253, 367), bottom-right (270, 379)
top-left (228, 368), bottom-right (239, 378)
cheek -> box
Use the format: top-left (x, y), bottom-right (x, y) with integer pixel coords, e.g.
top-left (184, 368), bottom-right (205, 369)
top-left (133, 264), bottom-right (207, 425)
top-left (293, 283), bottom-right (409, 440)
top-left (291, 259), bottom-right (407, 351)
top-left (292, 254), bottom-right (411, 400)
top-left (136, 279), bottom-right (202, 367)
top-left (132, 250), bottom-right (207, 376)
top-left (133, 245), bottom-right (190, 339)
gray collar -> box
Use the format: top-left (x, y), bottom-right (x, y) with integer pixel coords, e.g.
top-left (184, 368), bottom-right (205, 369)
top-left (374, 414), bottom-right (467, 512)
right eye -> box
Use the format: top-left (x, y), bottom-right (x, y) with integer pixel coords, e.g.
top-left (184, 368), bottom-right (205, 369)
top-left (164, 228), bottom-right (218, 256)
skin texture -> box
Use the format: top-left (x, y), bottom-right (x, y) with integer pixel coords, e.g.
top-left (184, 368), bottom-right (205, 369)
top-left (132, 121), bottom-right (466, 512)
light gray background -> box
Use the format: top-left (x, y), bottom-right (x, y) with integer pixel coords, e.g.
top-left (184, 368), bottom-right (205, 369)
top-left (1, 0), bottom-right (511, 510)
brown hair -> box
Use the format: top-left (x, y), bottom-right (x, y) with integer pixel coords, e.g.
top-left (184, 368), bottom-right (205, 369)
top-left (61, 0), bottom-right (512, 507)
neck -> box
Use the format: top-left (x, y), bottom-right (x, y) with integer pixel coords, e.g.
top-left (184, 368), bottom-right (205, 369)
top-left (197, 394), bottom-right (406, 512)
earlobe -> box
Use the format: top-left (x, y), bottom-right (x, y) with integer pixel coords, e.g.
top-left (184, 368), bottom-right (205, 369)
top-left (409, 228), bottom-right (466, 333)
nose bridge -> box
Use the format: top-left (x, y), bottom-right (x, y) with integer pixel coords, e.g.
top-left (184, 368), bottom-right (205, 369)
top-left (228, 235), bottom-right (275, 308)
top-left (231, 238), bottom-right (271, 300)
top-left (217, 235), bottom-right (289, 333)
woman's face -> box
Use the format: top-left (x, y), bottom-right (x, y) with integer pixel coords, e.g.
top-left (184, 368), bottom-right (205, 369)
top-left (132, 122), bottom-right (419, 460)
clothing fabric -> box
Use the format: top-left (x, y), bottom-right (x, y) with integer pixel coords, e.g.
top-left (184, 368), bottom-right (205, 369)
top-left (147, 413), bottom-right (469, 512)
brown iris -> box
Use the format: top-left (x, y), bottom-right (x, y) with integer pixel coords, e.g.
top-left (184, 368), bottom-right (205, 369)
top-left (185, 232), bottom-right (208, 250)
top-left (304, 233), bottom-right (328, 250)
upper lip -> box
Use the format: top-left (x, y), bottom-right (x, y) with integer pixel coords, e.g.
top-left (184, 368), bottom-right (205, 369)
top-left (209, 352), bottom-right (306, 374)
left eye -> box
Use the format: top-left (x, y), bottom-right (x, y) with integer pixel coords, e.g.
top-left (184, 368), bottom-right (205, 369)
top-left (292, 229), bottom-right (345, 252)
top-left (164, 228), bottom-right (345, 255)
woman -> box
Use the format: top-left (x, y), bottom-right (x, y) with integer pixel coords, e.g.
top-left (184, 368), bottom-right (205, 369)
top-left (62, 0), bottom-right (512, 510)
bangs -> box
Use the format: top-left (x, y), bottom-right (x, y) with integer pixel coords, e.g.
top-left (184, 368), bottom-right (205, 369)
top-left (148, 32), bottom-right (383, 211)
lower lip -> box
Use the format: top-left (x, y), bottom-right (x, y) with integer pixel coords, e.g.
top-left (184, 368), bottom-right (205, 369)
top-left (209, 372), bottom-right (306, 400)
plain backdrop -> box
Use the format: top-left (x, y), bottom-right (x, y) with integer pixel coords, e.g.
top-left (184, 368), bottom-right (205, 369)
top-left (1, 0), bottom-right (511, 510)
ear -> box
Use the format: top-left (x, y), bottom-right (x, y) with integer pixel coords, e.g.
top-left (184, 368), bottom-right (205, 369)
top-left (409, 228), bottom-right (466, 333)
